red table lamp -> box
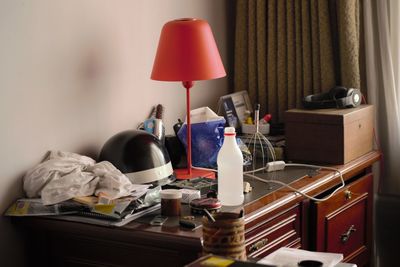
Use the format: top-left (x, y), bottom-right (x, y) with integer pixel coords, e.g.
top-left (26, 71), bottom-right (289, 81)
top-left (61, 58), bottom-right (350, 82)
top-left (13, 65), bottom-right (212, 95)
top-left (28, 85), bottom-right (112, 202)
top-left (151, 18), bottom-right (226, 179)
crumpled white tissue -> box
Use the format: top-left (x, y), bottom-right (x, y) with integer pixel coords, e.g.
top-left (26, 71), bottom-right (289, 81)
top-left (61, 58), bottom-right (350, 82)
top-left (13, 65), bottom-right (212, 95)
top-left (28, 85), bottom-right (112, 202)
top-left (23, 151), bottom-right (137, 205)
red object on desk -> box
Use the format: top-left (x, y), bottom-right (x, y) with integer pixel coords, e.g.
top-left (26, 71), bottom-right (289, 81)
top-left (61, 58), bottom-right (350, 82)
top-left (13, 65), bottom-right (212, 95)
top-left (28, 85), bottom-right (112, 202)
top-left (151, 18), bottom-right (226, 179)
top-left (262, 113), bottom-right (272, 123)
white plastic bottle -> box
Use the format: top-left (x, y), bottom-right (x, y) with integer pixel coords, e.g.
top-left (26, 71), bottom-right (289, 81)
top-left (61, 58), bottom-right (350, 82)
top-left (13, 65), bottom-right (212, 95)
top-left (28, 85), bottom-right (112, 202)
top-left (217, 127), bottom-right (244, 206)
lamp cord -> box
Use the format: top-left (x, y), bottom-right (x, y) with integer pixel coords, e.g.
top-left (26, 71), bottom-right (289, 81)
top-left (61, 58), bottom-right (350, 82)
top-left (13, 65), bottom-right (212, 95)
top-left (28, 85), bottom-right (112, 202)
top-left (192, 163), bottom-right (345, 202)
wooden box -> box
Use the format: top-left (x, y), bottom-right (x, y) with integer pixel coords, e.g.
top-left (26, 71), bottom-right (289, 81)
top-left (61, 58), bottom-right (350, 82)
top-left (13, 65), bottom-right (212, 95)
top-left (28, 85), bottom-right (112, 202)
top-left (285, 105), bottom-right (373, 164)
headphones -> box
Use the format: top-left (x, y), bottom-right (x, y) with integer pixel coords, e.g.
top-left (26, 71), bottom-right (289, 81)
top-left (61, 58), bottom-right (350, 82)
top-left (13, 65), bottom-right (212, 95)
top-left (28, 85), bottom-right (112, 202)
top-left (302, 86), bottom-right (362, 109)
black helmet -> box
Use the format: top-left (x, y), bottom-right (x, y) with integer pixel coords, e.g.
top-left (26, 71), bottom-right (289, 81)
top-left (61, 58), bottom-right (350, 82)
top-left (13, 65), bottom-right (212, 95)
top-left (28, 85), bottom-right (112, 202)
top-left (99, 130), bottom-right (173, 184)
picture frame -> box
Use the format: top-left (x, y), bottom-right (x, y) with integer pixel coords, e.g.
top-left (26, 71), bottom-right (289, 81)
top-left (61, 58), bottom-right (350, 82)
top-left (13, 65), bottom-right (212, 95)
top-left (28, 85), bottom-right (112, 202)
top-left (217, 90), bottom-right (253, 132)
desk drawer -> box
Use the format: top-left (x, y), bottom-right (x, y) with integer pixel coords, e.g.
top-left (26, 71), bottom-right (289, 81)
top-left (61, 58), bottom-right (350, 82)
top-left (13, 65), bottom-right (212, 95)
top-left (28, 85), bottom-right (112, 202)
top-left (245, 206), bottom-right (301, 258)
top-left (325, 197), bottom-right (366, 257)
top-left (46, 233), bottom-right (198, 267)
top-left (313, 173), bottom-right (373, 265)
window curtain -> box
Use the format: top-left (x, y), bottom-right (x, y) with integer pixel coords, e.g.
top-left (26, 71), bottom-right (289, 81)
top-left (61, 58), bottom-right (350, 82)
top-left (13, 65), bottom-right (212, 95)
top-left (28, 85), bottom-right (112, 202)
top-left (234, 0), bottom-right (363, 122)
top-left (364, 0), bottom-right (400, 194)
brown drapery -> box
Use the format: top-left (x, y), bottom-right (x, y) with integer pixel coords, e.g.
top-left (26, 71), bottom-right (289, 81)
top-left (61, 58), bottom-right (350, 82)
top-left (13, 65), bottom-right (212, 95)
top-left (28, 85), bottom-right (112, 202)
top-left (234, 0), bottom-right (363, 123)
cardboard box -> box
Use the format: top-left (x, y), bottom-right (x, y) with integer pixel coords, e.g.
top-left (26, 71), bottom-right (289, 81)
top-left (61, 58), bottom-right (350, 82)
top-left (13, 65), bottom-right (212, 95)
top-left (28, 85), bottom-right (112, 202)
top-left (285, 105), bottom-right (373, 164)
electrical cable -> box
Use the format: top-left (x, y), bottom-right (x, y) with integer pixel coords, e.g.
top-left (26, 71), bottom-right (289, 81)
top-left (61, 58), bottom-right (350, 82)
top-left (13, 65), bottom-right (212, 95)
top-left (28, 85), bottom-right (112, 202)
top-left (193, 163), bottom-right (277, 175)
top-left (193, 164), bottom-right (281, 177)
top-left (244, 163), bottom-right (345, 202)
top-left (243, 166), bottom-right (267, 174)
top-left (193, 162), bottom-right (345, 202)
top-left (192, 161), bottom-right (275, 175)
top-left (191, 166), bottom-right (217, 173)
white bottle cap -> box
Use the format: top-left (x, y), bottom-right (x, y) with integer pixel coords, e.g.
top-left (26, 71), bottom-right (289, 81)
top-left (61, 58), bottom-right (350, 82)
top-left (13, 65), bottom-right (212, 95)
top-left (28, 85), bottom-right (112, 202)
top-left (224, 127), bottom-right (236, 134)
top-left (160, 189), bottom-right (182, 200)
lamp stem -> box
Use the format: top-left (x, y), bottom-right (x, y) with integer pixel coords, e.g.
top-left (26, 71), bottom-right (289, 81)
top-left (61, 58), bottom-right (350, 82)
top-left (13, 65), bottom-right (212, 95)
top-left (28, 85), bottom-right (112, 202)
top-left (183, 81), bottom-right (194, 176)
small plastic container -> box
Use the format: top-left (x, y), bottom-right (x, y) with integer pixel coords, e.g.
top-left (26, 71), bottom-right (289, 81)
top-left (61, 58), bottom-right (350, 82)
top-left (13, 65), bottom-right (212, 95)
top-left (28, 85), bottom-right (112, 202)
top-left (241, 123), bottom-right (270, 135)
top-left (179, 189), bottom-right (201, 204)
top-left (160, 189), bottom-right (182, 216)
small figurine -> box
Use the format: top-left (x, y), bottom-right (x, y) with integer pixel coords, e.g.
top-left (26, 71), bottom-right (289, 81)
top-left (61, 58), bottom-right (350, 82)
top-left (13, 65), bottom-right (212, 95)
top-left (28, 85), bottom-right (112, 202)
top-left (244, 110), bottom-right (253, 125)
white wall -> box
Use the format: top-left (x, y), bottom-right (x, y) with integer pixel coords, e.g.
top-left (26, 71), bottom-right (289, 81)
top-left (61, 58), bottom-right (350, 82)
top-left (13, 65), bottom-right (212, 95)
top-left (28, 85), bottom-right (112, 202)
top-left (0, 1), bottom-right (230, 266)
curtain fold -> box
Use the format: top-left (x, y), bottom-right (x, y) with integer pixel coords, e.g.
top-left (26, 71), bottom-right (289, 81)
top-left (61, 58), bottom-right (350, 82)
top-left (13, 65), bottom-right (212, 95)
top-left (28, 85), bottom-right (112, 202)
top-left (234, 0), bottom-right (361, 122)
top-left (266, 0), bottom-right (277, 119)
top-left (364, 0), bottom-right (400, 194)
top-left (337, 0), bottom-right (360, 88)
top-left (364, 5), bottom-right (400, 266)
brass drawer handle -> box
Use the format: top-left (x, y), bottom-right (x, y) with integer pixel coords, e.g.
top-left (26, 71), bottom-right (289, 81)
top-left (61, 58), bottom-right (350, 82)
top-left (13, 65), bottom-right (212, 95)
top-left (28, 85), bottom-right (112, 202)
top-left (341, 225), bottom-right (357, 243)
top-left (249, 238), bottom-right (268, 253)
top-left (344, 190), bottom-right (352, 200)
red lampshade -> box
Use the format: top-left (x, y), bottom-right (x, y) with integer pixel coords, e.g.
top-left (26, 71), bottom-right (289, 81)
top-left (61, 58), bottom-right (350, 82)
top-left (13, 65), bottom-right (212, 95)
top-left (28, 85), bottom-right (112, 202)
top-left (151, 18), bottom-right (226, 81)
top-left (151, 18), bottom-right (226, 179)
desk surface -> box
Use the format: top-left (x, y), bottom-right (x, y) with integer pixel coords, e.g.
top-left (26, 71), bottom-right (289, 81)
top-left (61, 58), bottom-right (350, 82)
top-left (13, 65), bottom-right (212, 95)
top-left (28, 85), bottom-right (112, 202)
top-left (16, 151), bottom-right (379, 267)
top-left (24, 151), bottom-right (379, 231)
top-left (20, 151), bottom-right (380, 235)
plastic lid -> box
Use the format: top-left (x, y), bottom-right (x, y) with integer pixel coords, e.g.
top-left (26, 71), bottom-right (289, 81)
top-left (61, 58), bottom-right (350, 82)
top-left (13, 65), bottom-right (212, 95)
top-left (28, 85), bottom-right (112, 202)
top-left (160, 189), bottom-right (182, 199)
top-left (224, 127), bottom-right (236, 134)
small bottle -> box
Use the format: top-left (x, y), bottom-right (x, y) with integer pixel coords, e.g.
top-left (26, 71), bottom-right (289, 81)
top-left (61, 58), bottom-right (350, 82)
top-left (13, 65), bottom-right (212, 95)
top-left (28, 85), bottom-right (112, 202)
top-left (160, 189), bottom-right (182, 216)
top-left (217, 127), bottom-right (244, 206)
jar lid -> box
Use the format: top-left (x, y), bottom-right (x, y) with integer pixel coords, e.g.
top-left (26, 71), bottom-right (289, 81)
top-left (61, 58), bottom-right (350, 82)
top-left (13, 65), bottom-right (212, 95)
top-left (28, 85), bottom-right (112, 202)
top-left (189, 197), bottom-right (221, 209)
top-left (160, 189), bottom-right (182, 199)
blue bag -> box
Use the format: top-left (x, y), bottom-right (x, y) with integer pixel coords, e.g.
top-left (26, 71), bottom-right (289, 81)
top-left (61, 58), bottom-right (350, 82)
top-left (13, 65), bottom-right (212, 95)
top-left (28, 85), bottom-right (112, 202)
top-left (177, 107), bottom-right (226, 168)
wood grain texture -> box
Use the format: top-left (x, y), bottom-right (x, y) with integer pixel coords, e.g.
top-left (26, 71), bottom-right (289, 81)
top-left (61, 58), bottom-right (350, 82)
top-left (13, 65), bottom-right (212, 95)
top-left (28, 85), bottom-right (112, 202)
top-left (285, 105), bottom-right (374, 164)
top-left (245, 205), bottom-right (300, 258)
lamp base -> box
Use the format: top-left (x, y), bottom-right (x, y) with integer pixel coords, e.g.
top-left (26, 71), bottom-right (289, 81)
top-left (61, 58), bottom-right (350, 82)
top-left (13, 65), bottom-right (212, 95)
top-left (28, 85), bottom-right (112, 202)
top-left (174, 168), bottom-right (216, 180)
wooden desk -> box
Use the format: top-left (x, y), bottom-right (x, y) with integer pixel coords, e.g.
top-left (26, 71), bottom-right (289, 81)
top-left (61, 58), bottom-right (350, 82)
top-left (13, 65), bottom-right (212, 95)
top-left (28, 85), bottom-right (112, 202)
top-left (16, 151), bottom-right (380, 267)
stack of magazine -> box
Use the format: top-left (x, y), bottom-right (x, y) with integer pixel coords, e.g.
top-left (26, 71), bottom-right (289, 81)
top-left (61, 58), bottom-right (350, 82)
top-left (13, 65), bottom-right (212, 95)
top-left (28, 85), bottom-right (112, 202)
top-left (5, 186), bottom-right (161, 227)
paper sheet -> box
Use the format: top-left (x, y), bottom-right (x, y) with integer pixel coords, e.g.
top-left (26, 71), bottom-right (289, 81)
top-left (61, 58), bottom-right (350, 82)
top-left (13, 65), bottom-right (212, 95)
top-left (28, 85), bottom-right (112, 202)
top-left (257, 247), bottom-right (343, 267)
